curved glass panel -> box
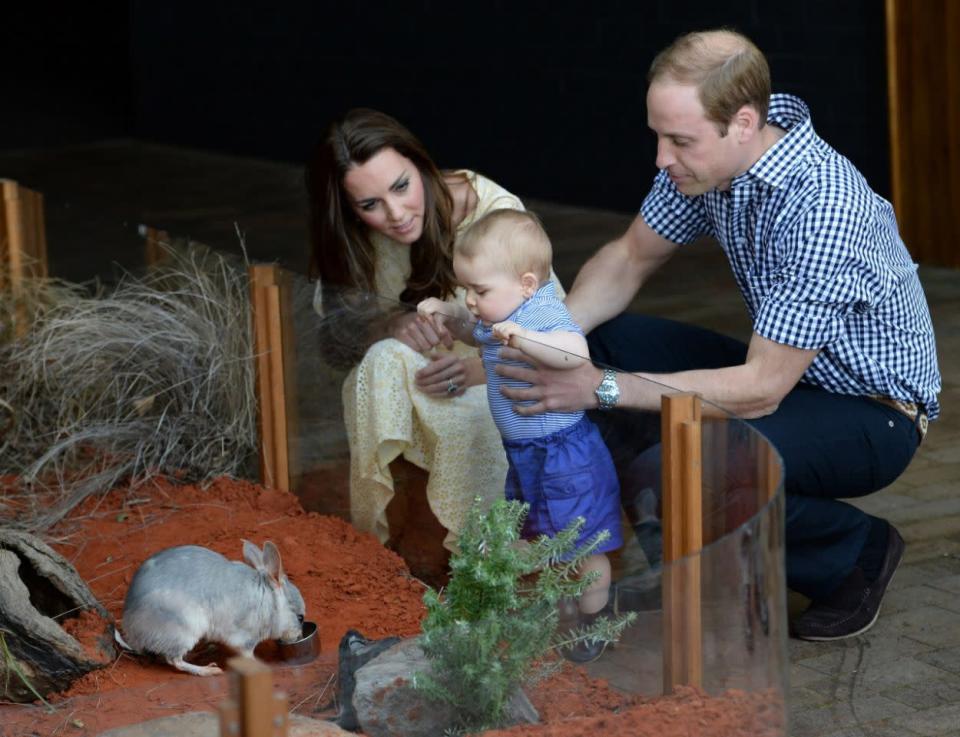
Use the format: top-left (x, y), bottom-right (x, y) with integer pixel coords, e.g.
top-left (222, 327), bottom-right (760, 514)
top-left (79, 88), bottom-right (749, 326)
top-left (0, 211), bottom-right (787, 734)
top-left (291, 278), bottom-right (789, 733)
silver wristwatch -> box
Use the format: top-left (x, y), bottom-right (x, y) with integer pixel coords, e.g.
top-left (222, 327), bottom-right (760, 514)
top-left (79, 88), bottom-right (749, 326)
top-left (595, 368), bottom-right (620, 411)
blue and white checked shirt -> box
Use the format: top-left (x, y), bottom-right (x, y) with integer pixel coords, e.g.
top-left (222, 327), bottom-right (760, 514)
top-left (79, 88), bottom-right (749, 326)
top-left (474, 281), bottom-right (586, 439)
top-left (641, 94), bottom-right (941, 419)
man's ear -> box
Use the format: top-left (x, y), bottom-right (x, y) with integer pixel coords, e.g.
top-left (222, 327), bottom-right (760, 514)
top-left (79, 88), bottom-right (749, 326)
top-left (520, 272), bottom-right (540, 298)
top-left (733, 104), bottom-right (761, 143)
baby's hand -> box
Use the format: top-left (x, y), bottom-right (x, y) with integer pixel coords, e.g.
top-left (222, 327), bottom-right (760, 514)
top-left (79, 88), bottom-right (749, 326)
top-left (417, 297), bottom-right (448, 330)
top-left (492, 320), bottom-right (525, 346)
top-left (417, 297), bottom-right (446, 319)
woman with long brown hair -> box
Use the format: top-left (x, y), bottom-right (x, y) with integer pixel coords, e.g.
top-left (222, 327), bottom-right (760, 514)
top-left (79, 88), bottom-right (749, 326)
top-left (306, 108), bottom-right (565, 575)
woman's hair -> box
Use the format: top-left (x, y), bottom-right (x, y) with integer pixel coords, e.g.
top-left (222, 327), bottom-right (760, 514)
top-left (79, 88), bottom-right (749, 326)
top-left (305, 108), bottom-right (457, 304)
top-left (456, 209), bottom-right (552, 283)
top-left (647, 29), bottom-right (770, 136)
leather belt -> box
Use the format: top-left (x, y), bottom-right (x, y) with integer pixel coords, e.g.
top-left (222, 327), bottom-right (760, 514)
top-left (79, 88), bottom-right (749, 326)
top-left (871, 396), bottom-right (928, 440)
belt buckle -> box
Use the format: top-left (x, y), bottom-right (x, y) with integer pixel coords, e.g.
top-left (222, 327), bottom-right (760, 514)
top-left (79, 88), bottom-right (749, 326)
top-left (896, 399), bottom-right (917, 418)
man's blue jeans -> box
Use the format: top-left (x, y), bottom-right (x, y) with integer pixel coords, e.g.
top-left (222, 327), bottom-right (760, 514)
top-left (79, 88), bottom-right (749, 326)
top-left (587, 314), bottom-right (921, 600)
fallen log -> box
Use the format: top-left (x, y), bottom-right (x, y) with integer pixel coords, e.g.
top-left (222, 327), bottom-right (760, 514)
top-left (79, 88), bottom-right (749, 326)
top-left (0, 528), bottom-right (115, 702)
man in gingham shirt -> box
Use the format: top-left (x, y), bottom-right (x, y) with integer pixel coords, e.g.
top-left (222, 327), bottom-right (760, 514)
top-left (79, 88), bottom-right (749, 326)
top-left (497, 29), bottom-right (941, 641)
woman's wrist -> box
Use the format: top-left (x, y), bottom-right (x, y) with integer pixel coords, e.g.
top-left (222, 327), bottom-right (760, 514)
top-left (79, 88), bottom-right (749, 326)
top-left (386, 310), bottom-right (411, 335)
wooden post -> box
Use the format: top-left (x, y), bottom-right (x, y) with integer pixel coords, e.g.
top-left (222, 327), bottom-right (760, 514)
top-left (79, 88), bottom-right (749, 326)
top-left (249, 264), bottom-right (299, 492)
top-left (218, 656), bottom-right (288, 737)
top-left (885, 0), bottom-right (960, 267)
top-left (1, 180), bottom-right (48, 335)
top-left (140, 225), bottom-right (170, 267)
top-left (756, 441), bottom-right (782, 505)
top-left (702, 417), bottom-right (728, 547)
top-left (0, 189), bottom-right (7, 293)
top-left (661, 392), bottom-right (703, 692)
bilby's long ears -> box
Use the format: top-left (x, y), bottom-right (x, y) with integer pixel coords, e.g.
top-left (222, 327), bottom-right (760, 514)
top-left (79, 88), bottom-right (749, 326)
top-left (262, 541), bottom-right (284, 583)
top-left (242, 539), bottom-right (264, 570)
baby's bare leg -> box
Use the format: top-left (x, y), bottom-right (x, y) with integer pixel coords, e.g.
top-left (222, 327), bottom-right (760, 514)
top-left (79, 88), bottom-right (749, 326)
top-left (579, 553), bottom-right (611, 615)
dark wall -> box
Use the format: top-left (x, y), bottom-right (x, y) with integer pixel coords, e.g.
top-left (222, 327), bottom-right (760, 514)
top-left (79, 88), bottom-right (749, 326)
top-left (2, 3), bottom-right (132, 149)
top-left (4, 1), bottom-right (890, 210)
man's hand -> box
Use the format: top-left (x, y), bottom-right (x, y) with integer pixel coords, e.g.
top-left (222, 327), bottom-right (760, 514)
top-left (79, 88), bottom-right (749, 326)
top-left (491, 320), bottom-right (526, 346)
top-left (390, 310), bottom-right (453, 353)
top-left (495, 347), bottom-right (603, 415)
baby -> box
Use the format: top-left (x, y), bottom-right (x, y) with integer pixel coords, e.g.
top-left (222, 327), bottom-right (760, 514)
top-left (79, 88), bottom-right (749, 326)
top-left (418, 208), bottom-right (622, 663)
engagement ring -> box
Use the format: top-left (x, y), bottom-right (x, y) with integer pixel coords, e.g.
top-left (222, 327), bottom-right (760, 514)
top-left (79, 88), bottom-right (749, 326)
top-left (446, 378), bottom-right (459, 395)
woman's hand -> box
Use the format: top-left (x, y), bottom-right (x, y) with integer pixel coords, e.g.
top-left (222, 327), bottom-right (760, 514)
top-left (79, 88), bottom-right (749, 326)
top-left (415, 353), bottom-right (479, 399)
top-left (389, 311), bottom-right (454, 353)
top-left (495, 346), bottom-right (602, 415)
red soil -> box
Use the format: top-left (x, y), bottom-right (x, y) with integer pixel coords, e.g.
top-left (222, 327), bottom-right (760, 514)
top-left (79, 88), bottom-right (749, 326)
top-left (0, 477), bottom-right (425, 736)
top-left (491, 685), bottom-right (783, 736)
top-left (0, 477), bottom-right (784, 737)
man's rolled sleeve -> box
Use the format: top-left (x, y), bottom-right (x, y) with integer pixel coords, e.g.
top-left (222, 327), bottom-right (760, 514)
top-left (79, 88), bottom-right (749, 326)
top-left (754, 205), bottom-right (874, 350)
top-left (640, 170), bottom-right (710, 245)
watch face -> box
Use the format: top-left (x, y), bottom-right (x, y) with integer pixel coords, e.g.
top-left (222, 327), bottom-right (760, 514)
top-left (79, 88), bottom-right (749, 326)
top-left (597, 372), bottom-right (619, 408)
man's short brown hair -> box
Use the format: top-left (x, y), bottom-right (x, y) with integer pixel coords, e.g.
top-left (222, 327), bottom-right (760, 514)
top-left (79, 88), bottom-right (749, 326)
top-left (648, 29), bottom-right (771, 136)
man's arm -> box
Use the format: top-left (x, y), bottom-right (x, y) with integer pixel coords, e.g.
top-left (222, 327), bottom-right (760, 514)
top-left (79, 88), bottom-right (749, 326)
top-left (564, 215), bottom-right (679, 332)
top-left (497, 331), bottom-right (819, 419)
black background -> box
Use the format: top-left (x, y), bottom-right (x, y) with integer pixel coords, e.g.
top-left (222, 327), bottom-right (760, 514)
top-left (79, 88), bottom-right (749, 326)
top-left (3, 1), bottom-right (889, 211)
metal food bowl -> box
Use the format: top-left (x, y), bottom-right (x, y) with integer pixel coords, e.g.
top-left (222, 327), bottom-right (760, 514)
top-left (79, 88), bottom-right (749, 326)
top-left (278, 621), bottom-right (320, 664)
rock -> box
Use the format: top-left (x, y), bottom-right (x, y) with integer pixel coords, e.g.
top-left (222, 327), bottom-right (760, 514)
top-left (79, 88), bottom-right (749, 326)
top-left (0, 529), bottom-right (115, 702)
top-left (97, 711), bottom-right (353, 736)
top-left (353, 636), bottom-right (538, 737)
top-left (352, 638), bottom-right (449, 737)
top-left (504, 687), bottom-right (540, 725)
top-left (332, 629), bottom-right (400, 730)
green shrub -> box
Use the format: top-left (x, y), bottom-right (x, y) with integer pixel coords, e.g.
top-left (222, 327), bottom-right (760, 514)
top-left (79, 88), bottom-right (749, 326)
top-left (413, 498), bottom-right (636, 733)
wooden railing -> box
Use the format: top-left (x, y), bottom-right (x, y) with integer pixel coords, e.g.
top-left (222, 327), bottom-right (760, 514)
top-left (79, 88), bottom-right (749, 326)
top-left (660, 392), bottom-right (781, 692)
top-left (1, 180), bottom-right (48, 336)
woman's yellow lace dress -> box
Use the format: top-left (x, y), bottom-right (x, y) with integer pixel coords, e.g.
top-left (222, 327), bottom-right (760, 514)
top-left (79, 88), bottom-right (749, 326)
top-left (315, 171), bottom-right (564, 549)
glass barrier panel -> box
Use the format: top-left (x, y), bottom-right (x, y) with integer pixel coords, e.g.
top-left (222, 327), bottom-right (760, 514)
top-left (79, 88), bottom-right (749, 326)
top-left (286, 277), bottom-right (789, 733)
top-left (0, 215), bottom-right (788, 735)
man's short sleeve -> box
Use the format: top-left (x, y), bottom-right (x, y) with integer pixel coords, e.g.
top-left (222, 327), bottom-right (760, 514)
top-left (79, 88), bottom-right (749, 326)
top-left (754, 203), bottom-right (882, 350)
top-left (640, 170), bottom-right (711, 245)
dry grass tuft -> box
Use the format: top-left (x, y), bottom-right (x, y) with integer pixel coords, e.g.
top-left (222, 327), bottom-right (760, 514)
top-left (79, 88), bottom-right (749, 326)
top-left (0, 242), bottom-right (257, 532)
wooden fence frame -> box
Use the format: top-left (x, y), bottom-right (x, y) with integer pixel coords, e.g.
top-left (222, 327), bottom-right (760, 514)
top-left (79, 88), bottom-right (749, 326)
top-left (1, 179), bottom-right (48, 336)
top-left (248, 263), bottom-right (298, 492)
top-left (140, 224), bottom-right (170, 268)
top-left (3, 214), bottom-right (790, 708)
top-left (218, 657), bottom-right (288, 737)
top-left (661, 392), bottom-right (703, 691)
top-left (660, 392), bottom-right (782, 693)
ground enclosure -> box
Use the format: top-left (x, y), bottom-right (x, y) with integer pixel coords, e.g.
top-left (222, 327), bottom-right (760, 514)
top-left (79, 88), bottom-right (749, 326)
top-left (0, 191), bottom-right (790, 735)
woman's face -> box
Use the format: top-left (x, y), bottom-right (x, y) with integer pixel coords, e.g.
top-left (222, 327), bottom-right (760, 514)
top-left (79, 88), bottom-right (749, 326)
top-left (342, 147), bottom-right (426, 244)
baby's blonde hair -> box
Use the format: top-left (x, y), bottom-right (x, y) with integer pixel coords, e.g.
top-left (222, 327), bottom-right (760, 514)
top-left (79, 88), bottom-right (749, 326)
top-left (455, 209), bottom-right (552, 282)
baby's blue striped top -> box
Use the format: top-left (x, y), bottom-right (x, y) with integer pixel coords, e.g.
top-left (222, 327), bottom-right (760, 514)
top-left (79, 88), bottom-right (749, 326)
top-left (474, 281), bottom-right (586, 440)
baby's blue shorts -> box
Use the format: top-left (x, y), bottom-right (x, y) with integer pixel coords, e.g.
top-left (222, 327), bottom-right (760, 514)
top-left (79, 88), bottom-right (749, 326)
top-left (503, 416), bottom-right (623, 555)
